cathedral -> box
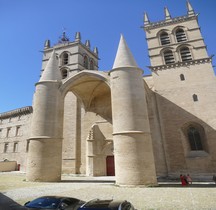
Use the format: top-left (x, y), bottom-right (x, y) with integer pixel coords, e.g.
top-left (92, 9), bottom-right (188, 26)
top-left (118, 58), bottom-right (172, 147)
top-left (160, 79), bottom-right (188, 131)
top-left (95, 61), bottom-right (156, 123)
top-left (0, 2), bottom-right (216, 186)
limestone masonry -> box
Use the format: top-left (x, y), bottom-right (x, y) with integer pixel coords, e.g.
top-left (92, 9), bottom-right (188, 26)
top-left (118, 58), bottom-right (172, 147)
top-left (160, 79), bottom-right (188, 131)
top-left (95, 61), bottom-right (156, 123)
top-left (1, 2), bottom-right (216, 186)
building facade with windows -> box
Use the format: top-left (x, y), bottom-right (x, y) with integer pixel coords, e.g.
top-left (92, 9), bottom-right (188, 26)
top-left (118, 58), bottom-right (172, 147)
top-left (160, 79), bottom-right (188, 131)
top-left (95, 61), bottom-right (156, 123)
top-left (0, 2), bottom-right (216, 185)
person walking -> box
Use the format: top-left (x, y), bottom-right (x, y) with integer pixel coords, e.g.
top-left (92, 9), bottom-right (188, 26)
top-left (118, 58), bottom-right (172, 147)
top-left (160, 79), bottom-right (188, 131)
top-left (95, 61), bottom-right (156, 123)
top-left (186, 174), bottom-right (192, 184)
top-left (180, 174), bottom-right (187, 186)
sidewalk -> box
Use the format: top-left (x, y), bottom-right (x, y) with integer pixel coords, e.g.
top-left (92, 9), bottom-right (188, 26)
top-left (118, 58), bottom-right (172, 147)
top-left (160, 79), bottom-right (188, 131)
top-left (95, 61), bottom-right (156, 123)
top-left (1, 172), bottom-right (216, 210)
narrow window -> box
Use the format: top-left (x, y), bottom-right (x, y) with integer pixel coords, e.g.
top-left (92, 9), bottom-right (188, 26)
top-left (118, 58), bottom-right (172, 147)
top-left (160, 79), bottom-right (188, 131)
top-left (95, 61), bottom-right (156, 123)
top-left (187, 126), bottom-right (203, 150)
top-left (164, 50), bottom-right (175, 64)
top-left (4, 143), bottom-right (8, 153)
top-left (0, 129), bottom-right (2, 138)
top-left (176, 28), bottom-right (187, 42)
top-left (90, 60), bottom-right (94, 70)
top-left (61, 69), bottom-right (68, 79)
top-left (13, 142), bottom-right (18, 153)
top-left (16, 126), bottom-right (20, 136)
top-left (6, 128), bottom-right (11, 138)
top-left (180, 47), bottom-right (192, 62)
top-left (84, 55), bottom-right (89, 69)
top-left (160, 32), bottom-right (170, 45)
top-left (180, 74), bottom-right (185, 81)
top-left (193, 94), bottom-right (198, 102)
top-left (62, 53), bottom-right (69, 65)
top-left (26, 140), bottom-right (30, 152)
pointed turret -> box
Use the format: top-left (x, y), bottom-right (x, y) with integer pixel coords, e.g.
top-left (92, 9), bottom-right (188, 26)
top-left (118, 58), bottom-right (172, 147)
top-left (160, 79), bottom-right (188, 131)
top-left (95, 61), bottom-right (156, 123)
top-left (44, 40), bottom-right (50, 49)
top-left (113, 34), bottom-right (138, 69)
top-left (110, 34), bottom-right (157, 186)
top-left (75, 32), bottom-right (81, 42)
top-left (164, 7), bottom-right (171, 20)
top-left (144, 12), bottom-right (150, 26)
top-left (85, 40), bottom-right (91, 49)
top-left (39, 50), bottom-right (61, 82)
top-left (187, 1), bottom-right (195, 16)
top-left (93, 47), bottom-right (98, 55)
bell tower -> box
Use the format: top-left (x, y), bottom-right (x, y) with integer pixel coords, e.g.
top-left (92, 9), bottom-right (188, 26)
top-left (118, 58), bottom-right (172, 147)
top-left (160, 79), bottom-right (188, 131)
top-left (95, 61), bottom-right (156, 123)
top-left (42, 31), bottom-right (99, 80)
top-left (142, 1), bottom-right (216, 176)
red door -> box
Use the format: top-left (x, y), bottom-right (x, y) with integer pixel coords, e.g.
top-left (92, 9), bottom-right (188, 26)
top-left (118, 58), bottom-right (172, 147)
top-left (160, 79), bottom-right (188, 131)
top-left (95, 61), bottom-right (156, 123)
top-left (106, 156), bottom-right (115, 176)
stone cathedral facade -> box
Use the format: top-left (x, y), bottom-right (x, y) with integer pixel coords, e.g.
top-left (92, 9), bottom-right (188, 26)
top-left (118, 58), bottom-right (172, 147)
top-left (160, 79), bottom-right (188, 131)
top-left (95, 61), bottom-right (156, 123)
top-left (0, 2), bottom-right (216, 185)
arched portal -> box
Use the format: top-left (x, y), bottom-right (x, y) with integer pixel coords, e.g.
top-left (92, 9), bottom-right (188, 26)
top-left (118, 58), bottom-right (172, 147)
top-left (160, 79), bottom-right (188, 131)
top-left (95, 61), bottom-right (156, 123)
top-left (60, 71), bottom-right (113, 176)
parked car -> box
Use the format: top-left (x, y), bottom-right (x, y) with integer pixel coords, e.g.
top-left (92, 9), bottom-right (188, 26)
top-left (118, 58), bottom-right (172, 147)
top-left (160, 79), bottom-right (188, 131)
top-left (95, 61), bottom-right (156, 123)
top-left (78, 199), bottom-right (136, 210)
top-left (0, 193), bottom-right (28, 210)
top-left (24, 196), bottom-right (85, 210)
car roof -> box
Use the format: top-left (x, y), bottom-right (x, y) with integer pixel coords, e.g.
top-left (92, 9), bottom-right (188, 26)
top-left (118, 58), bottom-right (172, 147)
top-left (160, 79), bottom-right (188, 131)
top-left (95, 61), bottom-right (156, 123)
top-left (38, 196), bottom-right (77, 199)
top-left (81, 199), bottom-right (127, 209)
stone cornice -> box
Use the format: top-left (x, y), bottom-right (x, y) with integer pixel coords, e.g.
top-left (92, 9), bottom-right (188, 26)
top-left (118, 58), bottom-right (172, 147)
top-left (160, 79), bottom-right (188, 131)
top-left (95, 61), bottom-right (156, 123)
top-left (43, 41), bottom-right (99, 59)
top-left (148, 57), bottom-right (213, 71)
top-left (0, 106), bottom-right (33, 120)
top-left (143, 14), bottom-right (198, 31)
top-left (148, 38), bottom-right (204, 51)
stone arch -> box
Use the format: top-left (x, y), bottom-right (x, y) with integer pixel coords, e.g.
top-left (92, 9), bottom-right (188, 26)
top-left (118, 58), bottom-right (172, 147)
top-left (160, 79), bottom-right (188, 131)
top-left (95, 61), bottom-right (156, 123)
top-left (176, 44), bottom-right (193, 62)
top-left (59, 70), bottom-right (113, 175)
top-left (59, 51), bottom-right (70, 66)
top-left (157, 29), bottom-right (171, 46)
top-left (172, 26), bottom-right (188, 43)
top-left (181, 122), bottom-right (209, 157)
top-left (160, 47), bottom-right (175, 65)
top-left (60, 71), bottom-right (111, 119)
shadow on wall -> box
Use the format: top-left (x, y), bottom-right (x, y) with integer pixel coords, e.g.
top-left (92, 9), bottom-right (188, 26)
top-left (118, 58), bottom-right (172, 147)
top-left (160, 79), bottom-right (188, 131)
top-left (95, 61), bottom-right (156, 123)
top-left (148, 90), bottom-right (216, 177)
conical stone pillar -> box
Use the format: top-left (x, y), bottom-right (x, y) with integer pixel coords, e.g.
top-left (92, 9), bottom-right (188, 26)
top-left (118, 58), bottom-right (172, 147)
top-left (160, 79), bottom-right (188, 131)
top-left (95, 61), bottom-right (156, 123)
top-left (26, 51), bottom-right (64, 182)
top-left (110, 35), bottom-right (157, 186)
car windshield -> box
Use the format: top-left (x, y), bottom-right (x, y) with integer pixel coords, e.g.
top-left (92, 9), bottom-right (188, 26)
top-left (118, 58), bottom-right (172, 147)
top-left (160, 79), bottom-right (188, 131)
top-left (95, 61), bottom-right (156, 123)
top-left (25, 197), bottom-right (61, 209)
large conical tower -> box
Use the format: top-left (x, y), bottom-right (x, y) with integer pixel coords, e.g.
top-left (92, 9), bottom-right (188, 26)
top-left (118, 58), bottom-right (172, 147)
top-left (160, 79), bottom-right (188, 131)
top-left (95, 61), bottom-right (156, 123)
top-left (26, 51), bottom-right (64, 181)
top-left (110, 35), bottom-right (157, 186)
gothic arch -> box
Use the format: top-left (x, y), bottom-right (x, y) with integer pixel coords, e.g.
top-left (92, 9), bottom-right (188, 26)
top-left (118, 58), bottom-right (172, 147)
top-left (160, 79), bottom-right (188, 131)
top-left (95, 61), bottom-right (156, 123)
top-left (173, 26), bottom-right (188, 43)
top-left (60, 51), bottom-right (70, 66)
top-left (160, 47), bottom-right (175, 65)
top-left (83, 54), bottom-right (89, 69)
top-left (172, 25), bottom-right (187, 34)
top-left (157, 29), bottom-right (171, 46)
top-left (60, 70), bottom-right (112, 121)
top-left (181, 122), bottom-right (209, 156)
top-left (60, 67), bottom-right (70, 79)
top-left (176, 44), bottom-right (193, 62)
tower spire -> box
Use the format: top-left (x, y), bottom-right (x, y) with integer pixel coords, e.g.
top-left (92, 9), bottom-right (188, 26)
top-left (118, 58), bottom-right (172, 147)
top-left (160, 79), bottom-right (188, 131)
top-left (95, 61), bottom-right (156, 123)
top-left (85, 40), bottom-right (91, 49)
top-left (144, 12), bottom-right (150, 26)
top-left (113, 34), bottom-right (138, 69)
top-left (187, 1), bottom-right (195, 16)
top-left (164, 7), bottom-right (171, 20)
top-left (44, 40), bottom-right (50, 49)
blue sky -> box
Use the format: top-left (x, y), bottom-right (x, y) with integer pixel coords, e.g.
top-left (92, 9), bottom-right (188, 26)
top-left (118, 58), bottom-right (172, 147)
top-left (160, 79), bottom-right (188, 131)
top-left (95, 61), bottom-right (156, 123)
top-left (0, 0), bottom-right (216, 113)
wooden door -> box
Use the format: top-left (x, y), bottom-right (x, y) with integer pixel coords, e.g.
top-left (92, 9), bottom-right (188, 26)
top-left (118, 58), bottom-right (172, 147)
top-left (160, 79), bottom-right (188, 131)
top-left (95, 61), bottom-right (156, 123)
top-left (106, 156), bottom-right (115, 176)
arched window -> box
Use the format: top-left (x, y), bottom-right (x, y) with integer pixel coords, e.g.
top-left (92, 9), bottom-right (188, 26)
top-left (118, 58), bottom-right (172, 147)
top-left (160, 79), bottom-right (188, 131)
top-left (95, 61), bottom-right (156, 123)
top-left (160, 32), bottom-right (170, 45)
top-left (176, 28), bottom-right (187, 42)
top-left (180, 74), bottom-right (185, 81)
top-left (90, 59), bottom-right (94, 70)
top-left (61, 69), bottom-right (68, 79)
top-left (163, 50), bottom-right (175, 64)
top-left (84, 55), bottom-right (89, 69)
top-left (187, 126), bottom-right (203, 151)
top-left (62, 53), bottom-right (69, 65)
top-left (180, 47), bottom-right (192, 62)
